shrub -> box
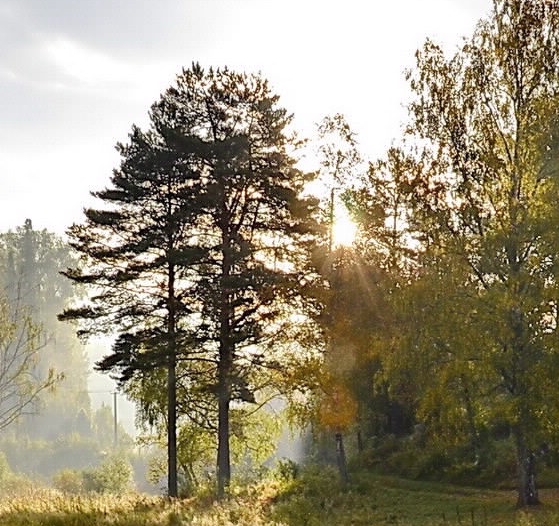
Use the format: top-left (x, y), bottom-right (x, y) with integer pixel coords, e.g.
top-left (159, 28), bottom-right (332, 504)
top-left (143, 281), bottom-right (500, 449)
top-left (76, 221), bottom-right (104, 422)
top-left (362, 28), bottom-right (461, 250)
top-left (0, 452), bottom-right (13, 485)
top-left (0, 451), bottom-right (36, 495)
top-left (52, 469), bottom-right (84, 494)
top-left (53, 456), bottom-right (134, 494)
top-left (274, 458), bottom-right (300, 483)
top-left (86, 456), bottom-right (134, 494)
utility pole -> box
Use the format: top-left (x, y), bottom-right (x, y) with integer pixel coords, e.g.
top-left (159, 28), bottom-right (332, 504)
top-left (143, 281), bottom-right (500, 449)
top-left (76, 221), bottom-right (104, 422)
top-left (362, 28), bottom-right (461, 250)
top-left (328, 187), bottom-right (340, 253)
top-left (113, 391), bottom-right (118, 448)
top-left (328, 186), bottom-right (349, 486)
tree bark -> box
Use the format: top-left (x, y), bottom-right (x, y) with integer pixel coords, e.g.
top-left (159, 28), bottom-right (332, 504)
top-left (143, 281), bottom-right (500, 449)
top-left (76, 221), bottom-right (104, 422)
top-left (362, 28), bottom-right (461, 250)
top-left (217, 367), bottom-right (231, 499)
top-left (217, 211), bottom-right (232, 500)
top-left (461, 379), bottom-right (481, 463)
top-left (357, 429), bottom-right (364, 453)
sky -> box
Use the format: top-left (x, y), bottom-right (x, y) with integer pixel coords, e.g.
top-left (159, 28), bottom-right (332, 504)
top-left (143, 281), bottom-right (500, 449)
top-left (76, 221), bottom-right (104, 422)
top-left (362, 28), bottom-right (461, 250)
top-left (0, 0), bottom-right (494, 236)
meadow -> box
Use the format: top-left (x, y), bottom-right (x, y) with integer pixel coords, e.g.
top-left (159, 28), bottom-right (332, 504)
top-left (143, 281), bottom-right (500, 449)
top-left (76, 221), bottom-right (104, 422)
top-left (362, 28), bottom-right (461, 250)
top-left (1, 470), bottom-right (559, 526)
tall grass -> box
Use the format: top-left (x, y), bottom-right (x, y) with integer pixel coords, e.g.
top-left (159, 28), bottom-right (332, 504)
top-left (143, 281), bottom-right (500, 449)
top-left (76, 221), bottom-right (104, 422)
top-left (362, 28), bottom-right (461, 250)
top-left (0, 485), bottom-right (286, 525)
top-left (1, 471), bottom-right (559, 525)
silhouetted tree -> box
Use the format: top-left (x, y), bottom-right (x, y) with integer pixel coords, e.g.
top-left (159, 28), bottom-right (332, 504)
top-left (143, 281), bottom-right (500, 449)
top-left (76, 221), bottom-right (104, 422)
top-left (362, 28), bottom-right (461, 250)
top-left (60, 64), bottom-right (321, 498)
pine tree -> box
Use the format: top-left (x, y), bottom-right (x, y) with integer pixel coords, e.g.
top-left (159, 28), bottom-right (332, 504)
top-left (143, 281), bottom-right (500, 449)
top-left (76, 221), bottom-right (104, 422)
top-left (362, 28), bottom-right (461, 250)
top-left (61, 64), bottom-right (321, 498)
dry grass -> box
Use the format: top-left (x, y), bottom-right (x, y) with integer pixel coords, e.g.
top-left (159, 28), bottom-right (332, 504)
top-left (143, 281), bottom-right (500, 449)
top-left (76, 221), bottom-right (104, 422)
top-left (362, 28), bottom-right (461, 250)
top-left (0, 485), bottom-right (286, 525)
top-left (1, 474), bottom-right (559, 525)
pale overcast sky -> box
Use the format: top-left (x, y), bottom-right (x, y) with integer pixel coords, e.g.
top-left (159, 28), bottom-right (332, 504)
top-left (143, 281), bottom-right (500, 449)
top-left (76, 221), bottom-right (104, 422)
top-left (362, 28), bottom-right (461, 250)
top-left (1, 0), bottom-right (492, 235)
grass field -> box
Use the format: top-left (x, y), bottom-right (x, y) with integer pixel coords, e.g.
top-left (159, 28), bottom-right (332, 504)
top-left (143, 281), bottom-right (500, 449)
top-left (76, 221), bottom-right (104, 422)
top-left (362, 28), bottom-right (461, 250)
top-left (1, 471), bottom-right (559, 525)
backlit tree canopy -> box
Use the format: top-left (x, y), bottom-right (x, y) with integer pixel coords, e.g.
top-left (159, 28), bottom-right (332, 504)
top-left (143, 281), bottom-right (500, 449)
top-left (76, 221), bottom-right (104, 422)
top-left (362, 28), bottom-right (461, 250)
top-left (392, 0), bottom-right (559, 507)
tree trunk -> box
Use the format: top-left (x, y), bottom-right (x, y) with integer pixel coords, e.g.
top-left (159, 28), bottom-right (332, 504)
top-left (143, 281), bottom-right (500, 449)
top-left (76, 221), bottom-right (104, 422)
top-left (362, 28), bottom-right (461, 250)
top-left (167, 266), bottom-right (178, 498)
top-left (217, 202), bottom-right (233, 500)
top-left (461, 379), bottom-right (481, 463)
top-left (335, 431), bottom-right (349, 486)
top-left (357, 429), bottom-right (364, 453)
top-left (514, 431), bottom-right (539, 507)
top-left (508, 303), bottom-right (539, 507)
top-left (167, 357), bottom-right (178, 498)
top-left (217, 358), bottom-right (231, 499)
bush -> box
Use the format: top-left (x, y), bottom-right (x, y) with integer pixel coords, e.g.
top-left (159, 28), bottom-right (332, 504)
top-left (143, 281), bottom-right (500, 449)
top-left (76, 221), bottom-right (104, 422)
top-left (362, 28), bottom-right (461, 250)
top-left (90, 455), bottom-right (134, 493)
top-left (53, 469), bottom-right (84, 494)
top-left (273, 458), bottom-right (300, 483)
top-left (1, 435), bottom-right (103, 478)
top-left (53, 456), bottom-right (134, 494)
top-left (0, 452), bottom-right (35, 495)
top-left (354, 432), bottom-right (524, 489)
top-left (0, 452), bottom-right (13, 485)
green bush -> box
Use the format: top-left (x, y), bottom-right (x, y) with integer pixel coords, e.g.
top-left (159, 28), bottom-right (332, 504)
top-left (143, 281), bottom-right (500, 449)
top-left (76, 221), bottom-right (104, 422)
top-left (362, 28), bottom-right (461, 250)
top-left (91, 456), bottom-right (134, 493)
top-left (270, 465), bottom-right (346, 526)
top-left (0, 451), bottom-right (13, 485)
top-left (0, 452), bottom-right (35, 495)
top-left (273, 458), bottom-right (300, 483)
top-left (384, 446), bottom-right (452, 480)
top-left (354, 433), bottom-right (526, 489)
top-left (1, 435), bottom-right (103, 478)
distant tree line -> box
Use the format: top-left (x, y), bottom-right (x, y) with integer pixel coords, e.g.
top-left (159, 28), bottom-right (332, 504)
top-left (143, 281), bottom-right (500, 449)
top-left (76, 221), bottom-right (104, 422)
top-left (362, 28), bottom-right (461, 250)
top-left (0, 220), bottom-right (139, 485)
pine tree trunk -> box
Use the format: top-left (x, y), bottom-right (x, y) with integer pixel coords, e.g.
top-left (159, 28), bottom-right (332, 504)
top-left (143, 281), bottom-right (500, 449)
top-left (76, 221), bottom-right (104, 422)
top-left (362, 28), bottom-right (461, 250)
top-left (167, 267), bottom-right (178, 498)
top-left (217, 204), bottom-right (233, 500)
top-left (217, 359), bottom-right (231, 499)
top-left (167, 357), bottom-right (178, 498)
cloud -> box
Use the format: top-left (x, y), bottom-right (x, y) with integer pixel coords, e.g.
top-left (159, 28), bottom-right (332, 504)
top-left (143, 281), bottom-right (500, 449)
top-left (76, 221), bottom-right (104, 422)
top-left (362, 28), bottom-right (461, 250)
top-left (0, 0), bottom-right (494, 235)
top-left (0, 0), bottom-right (191, 91)
top-left (41, 36), bottom-right (177, 98)
top-left (3, 0), bottom-right (189, 55)
top-left (44, 37), bottom-right (122, 86)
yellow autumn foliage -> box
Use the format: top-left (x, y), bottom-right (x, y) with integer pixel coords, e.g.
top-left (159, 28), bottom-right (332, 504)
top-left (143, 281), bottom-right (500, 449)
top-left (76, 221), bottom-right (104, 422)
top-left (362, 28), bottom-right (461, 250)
top-left (318, 383), bottom-right (358, 432)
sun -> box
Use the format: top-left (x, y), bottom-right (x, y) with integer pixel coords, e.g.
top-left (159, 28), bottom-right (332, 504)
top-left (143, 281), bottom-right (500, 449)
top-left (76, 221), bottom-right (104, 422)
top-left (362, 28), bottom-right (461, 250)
top-left (332, 207), bottom-right (357, 248)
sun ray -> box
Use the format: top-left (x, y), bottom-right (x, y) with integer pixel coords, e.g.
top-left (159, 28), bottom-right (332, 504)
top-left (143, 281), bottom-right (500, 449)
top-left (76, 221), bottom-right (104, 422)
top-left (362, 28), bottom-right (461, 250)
top-left (332, 207), bottom-right (357, 247)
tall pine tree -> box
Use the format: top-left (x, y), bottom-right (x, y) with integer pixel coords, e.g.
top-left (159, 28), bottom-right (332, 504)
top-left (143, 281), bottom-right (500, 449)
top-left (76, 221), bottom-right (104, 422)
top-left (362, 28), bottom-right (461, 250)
top-left (61, 64), bottom-right (321, 498)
